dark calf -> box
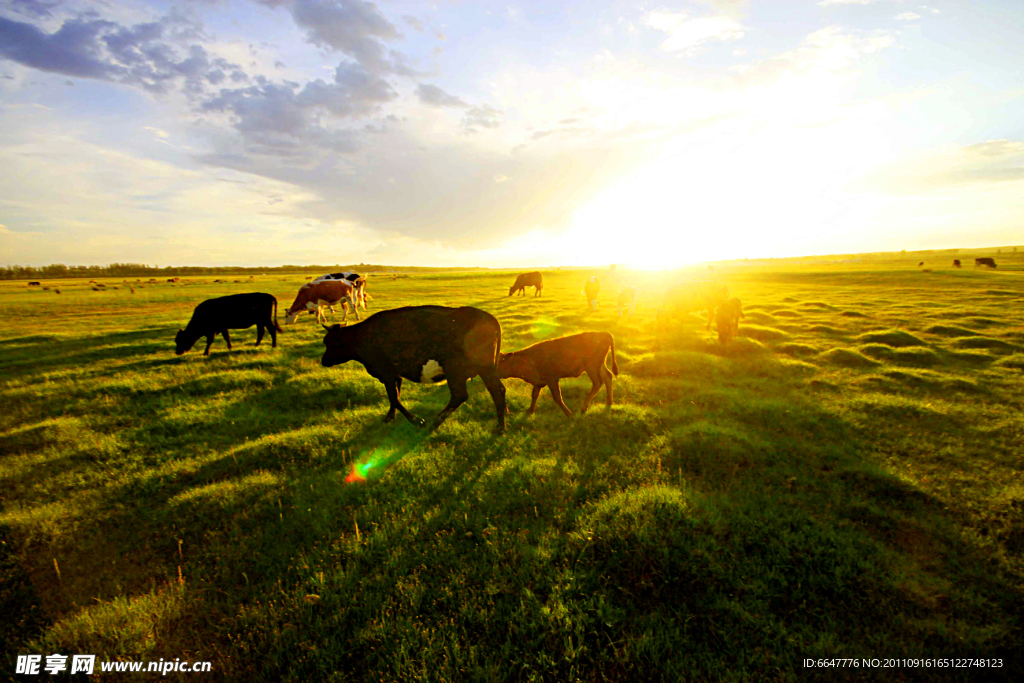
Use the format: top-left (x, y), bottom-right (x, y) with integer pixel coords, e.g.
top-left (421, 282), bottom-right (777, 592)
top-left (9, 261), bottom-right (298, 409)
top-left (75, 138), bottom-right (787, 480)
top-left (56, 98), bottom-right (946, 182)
top-left (322, 306), bottom-right (507, 433)
top-left (975, 257), bottom-right (997, 268)
top-left (498, 331), bottom-right (618, 417)
top-left (175, 292), bottom-right (281, 356)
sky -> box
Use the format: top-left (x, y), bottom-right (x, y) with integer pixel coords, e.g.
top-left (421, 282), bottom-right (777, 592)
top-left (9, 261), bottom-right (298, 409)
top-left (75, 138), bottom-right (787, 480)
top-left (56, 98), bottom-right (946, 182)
top-left (0, 0), bottom-right (1022, 268)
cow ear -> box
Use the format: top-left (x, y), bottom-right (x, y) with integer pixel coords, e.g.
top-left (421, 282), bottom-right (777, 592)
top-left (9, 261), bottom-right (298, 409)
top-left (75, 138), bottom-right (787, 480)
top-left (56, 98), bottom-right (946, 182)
top-left (322, 324), bottom-right (331, 331)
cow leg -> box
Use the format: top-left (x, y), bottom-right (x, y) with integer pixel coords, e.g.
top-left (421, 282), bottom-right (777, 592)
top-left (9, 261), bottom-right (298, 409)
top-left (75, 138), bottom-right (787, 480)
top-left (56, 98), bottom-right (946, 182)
top-left (527, 384), bottom-right (543, 414)
top-left (269, 320), bottom-right (278, 348)
top-left (255, 324), bottom-right (265, 346)
top-left (431, 376), bottom-right (470, 431)
top-left (548, 382), bottom-right (572, 417)
top-left (581, 367), bottom-right (605, 413)
top-left (350, 297), bottom-right (360, 321)
top-left (203, 334), bottom-right (215, 356)
top-left (384, 376), bottom-right (402, 422)
top-left (384, 378), bottom-right (424, 427)
top-left (479, 370), bottom-right (507, 433)
top-left (603, 365), bottom-right (614, 407)
top-left (222, 329), bottom-right (232, 350)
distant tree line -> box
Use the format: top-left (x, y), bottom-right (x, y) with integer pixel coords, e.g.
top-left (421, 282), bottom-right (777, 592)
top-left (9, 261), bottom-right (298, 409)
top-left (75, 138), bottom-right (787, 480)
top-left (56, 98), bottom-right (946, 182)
top-left (0, 263), bottom-right (486, 280)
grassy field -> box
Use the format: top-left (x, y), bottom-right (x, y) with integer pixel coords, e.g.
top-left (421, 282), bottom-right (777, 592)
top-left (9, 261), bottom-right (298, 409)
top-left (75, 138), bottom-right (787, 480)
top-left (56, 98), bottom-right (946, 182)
top-left (2, 258), bottom-right (1022, 681)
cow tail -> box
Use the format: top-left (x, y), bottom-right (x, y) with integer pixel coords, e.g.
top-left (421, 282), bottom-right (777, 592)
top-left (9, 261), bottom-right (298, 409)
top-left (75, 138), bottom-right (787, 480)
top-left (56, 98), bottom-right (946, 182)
top-left (273, 296), bottom-right (283, 332)
top-left (610, 334), bottom-right (619, 377)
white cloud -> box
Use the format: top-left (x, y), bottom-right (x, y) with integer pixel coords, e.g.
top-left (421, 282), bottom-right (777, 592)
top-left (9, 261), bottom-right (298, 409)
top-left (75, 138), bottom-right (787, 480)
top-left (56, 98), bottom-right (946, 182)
top-left (895, 12), bottom-right (922, 21)
top-left (643, 11), bottom-right (745, 54)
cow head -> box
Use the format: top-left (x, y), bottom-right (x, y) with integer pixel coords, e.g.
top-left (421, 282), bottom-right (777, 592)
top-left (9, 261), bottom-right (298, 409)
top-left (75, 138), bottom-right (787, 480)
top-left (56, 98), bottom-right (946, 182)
top-left (508, 285), bottom-right (516, 296)
top-left (496, 352), bottom-right (536, 383)
top-left (174, 329), bottom-right (193, 355)
top-left (321, 324), bottom-right (356, 367)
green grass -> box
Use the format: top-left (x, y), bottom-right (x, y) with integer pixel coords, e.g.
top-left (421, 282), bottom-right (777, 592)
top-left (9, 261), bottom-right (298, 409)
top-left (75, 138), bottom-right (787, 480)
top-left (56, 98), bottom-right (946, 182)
top-left (2, 261), bottom-right (1023, 681)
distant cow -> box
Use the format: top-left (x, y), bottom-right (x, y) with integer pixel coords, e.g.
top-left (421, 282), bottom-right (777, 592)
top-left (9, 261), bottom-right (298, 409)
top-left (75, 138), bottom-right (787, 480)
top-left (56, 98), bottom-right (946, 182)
top-left (498, 332), bottom-right (618, 417)
top-left (321, 306), bottom-right (507, 432)
top-left (285, 279), bottom-right (359, 325)
top-left (584, 277), bottom-right (600, 311)
top-left (27, 281), bottom-right (41, 286)
top-left (716, 298), bottom-right (744, 344)
top-left (311, 272), bottom-right (369, 310)
top-left (617, 286), bottom-right (637, 316)
top-left (175, 292), bottom-right (281, 356)
top-left (975, 257), bottom-right (997, 268)
top-left (509, 271), bottom-right (543, 297)
top-left (660, 282), bottom-right (729, 330)
top-left (918, 262), bottom-right (924, 267)
top-left (953, 259), bottom-right (962, 268)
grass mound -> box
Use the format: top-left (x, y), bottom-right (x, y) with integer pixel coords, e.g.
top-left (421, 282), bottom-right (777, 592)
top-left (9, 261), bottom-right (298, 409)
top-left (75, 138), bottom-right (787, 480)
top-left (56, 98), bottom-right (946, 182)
top-left (808, 324), bottom-right (845, 335)
top-left (772, 309), bottom-right (802, 317)
top-left (840, 310), bottom-right (868, 318)
top-left (744, 311), bottom-right (776, 325)
top-left (994, 354), bottom-right (1024, 370)
top-left (924, 325), bottom-right (979, 337)
top-left (950, 337), bottom-right (1018, 353)
top-left (775, 342), bottom-right (818, 357)
top-left (858, 330), bottom-right (926, 347)
top-left (738, 325), bottom-right (788, 342)
top-left (798, 301), bottom-right (836, 310)
top-left (859, 344), bottom-right (942, 367)
top-left (963, 317), bottom-right (1006, 328)
top-left (820, 348), bottom-right (879, 368)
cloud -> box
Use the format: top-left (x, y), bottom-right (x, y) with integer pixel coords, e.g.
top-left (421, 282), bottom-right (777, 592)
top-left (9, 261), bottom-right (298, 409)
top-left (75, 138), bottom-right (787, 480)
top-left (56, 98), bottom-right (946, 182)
top-left (8, 0), bottom-right (58, 19)
top-left (643, 10), bottom-right (745, 54)
top-left (493, 174), bottom-right (509, 183)
top-left (858, 140), bottom-right (1024, 194)
top-left (290, 0), bottom-right (400, 72)
top-left (895, 13), bottom-right (921, 21)
top-left (460, 104), bottom-right (503, 133)
top-left (0, 13), bottom-right (247, 95)
top-left (415, 83), bottom-right (467, 108)
top-left (818, 0), bottom-right (879, 6)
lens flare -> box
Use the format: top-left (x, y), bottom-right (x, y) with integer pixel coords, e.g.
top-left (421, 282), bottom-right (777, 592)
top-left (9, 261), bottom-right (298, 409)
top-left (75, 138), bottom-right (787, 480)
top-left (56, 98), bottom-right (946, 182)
top-left (530, 319), bottom-right (560, 339)
top-left (345, 460), bottom-right (374, 483)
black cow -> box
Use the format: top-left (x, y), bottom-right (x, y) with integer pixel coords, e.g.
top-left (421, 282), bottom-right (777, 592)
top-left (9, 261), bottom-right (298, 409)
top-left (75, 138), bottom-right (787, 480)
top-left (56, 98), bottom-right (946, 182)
top-left (975, 257), bottom-right (997, 268)
top-left (27, 281), bottom-right (41, 286)
top-left (953, 259), bottom-right (962, 268)
top-left (175, 292), bottom-right (281, 356)
top-left (509, 271), bottom-right (543, 297)
top-left (321, 306), bottom-right (507, 432)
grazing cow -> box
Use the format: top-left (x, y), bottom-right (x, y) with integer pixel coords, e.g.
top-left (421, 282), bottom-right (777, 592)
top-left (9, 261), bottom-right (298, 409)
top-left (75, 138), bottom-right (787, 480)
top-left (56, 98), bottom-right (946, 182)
top-left (661, 282), bottom-right (729, 330)
top-left (953, 259), bottom-right (962, 268)
top-left (285, 279), bottom-right (359, 325)
top-left (716, 298), bottom-right (744, 344)
top-left (321, 306), bottom-right (507, 432)
top-left (584, 277), bottom-right (600, 311)
top-left (509, 271), bottom-right (543, 297)
top-left (27, 281), bottom-right (41, 286)
top-left (175, 292), bottom-right (281, 356)
top-left (975, 257), bottom-right (997, 268)
top-left (498, 332), bottom-right (618, 417)
top-left (617, 286), bottom-right (637, 316)
top-left (310, 272), bottom-right (369, 310)
top-left (918, 262), bottom-right (924, 267)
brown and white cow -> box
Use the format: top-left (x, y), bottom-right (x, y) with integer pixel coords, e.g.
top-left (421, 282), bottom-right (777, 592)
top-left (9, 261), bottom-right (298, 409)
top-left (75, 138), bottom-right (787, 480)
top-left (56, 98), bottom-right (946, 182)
top-left (321, 306), bottom-right (507, 432)
top-left (715, 298), bottom-right (744, 344)
top-left (498, 331), bottom-right (618, 417)
top-left (310, 272), bottom-right (369, 310)
top-left (975, 257), bottom-right (997, 269)
top-left (285, 279), bottom-right (359, 325)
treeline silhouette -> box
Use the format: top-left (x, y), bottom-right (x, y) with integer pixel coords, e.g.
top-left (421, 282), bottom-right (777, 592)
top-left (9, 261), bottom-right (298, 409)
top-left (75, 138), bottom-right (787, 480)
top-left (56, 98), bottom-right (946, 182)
top-left (0, 263), bottom-right (484, 280)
